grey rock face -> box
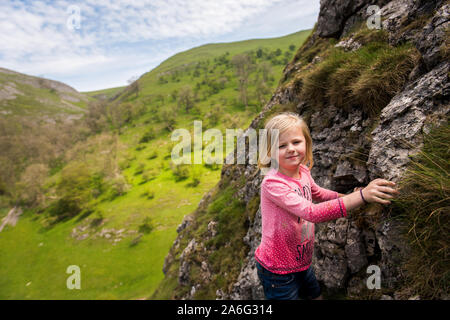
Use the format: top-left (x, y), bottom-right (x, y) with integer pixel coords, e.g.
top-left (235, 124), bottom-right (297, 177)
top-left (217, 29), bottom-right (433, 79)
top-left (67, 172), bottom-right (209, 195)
top-left (375, 219), bottom-right (411, 289)
top-left (381, 0), bottom-right (417, 41)
top-left (317, 0), bottom-right (367, 38)
top-left (178, 239), bottom-right (197, 286)
top-left (367, 61), bottom-right (449, 182)
top-left (345, 222), bottom-right (368, 274)
top-left (226, 1), bottom-right (448, 300)
top-left (316, 0), bottom-right (393, 38)
top-left (415, 4), bottom-right (450, 70)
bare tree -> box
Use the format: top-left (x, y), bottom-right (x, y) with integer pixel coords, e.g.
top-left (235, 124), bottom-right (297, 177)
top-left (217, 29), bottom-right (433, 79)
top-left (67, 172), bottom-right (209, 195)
top-left (258, 61), bottom-right (273, 83)
top-left (254, 74), bottom-right (271, 109)
top-left (127, 76), bottom-right (140, 99)
top-left (232, 54), bottom-right (254, 107)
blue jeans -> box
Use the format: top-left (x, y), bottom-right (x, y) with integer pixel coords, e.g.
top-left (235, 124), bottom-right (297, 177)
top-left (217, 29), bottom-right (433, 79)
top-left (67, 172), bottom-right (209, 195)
top-left (256, 260), bottom-right (322, 300)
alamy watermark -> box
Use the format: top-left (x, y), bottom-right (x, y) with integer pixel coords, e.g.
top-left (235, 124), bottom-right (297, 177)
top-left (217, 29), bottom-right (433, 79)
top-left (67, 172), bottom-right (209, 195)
top-left (366, 265), bottom-right (381, 290)
top-left (171, 121), bottom-right (279, 175)
top-left (66, 265), bottom-right (81, 290)
top-left (367, 5), bottom-right (382, 30)
top-left (67, 5), bottom-right (81, 31)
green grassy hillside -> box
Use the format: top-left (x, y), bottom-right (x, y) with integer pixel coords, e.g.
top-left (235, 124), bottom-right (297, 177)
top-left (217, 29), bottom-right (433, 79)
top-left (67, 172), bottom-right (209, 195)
top-left (84, 86), bottom-right (126, 101)
top-left (0, 68), bottom-right (89, 117)
top-left (0, 29), bottom-right (312, 299)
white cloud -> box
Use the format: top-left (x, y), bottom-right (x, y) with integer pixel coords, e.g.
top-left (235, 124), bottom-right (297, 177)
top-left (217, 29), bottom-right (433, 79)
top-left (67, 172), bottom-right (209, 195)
top-left (0, 0), bottom-right (319, 91)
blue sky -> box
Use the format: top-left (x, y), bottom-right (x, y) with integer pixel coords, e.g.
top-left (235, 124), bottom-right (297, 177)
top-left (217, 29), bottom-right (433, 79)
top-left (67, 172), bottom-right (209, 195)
top-left (0, 0), bottom-right (320, 92)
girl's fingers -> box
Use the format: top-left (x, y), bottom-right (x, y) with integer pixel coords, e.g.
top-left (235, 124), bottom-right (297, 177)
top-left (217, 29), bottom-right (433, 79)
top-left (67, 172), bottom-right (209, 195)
top-left (373, 195), bottom-right (391, 205)
top-left (374, 190), bottom-right (394, 199)
top-left (375, 179), bottom-right (396, 187)
top-left (378, 186), bottom-right (399, 195)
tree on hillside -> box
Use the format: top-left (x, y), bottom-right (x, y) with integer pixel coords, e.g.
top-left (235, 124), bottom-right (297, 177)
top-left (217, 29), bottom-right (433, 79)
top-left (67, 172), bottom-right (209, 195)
top-left (256, 48), bottom-right (264, 59)
top-left (16, 163), bottom-right (49, 207)
top-left (127, 76), bottom-right (140, 99)
top-left (171, 89), bottom-right (179, 102)
top-left (160, 106), bottom-right (177, 131)
top-left (0, 155), bottom-right (14, 197)
top-left (49, 161), bottom-right (93, 219)
top-left (258, 61), bottom-right (273, 84)
top-left (232, 54), bottom-right (254, 108)
top-left (254, 74), bottom-right (271, 110)
top-left (178, 85), bottom-right (194, 113)
top-left (85, 100), bottom-right (108, 134)
top-left (106, 102), bottom-right (132, 132)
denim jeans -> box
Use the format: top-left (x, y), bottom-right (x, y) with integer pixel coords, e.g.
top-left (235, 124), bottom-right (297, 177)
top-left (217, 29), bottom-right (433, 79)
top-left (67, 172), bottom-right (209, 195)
top-left (256, 260), bottom-right (321, 300)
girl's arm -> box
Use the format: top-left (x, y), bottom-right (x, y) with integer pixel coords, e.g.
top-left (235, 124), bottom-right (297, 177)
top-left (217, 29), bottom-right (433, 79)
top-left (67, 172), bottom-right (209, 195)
top-left (338, 187), bottom-right (362, 198)
top-left (262, 179), bottom-right (346, 224)
top-left (309, 173), bottom-right (339, 201)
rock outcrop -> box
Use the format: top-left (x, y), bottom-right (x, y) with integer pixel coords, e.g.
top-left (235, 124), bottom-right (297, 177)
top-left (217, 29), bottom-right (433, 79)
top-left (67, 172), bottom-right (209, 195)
top-left (162, 0), bottom-right (449, 300)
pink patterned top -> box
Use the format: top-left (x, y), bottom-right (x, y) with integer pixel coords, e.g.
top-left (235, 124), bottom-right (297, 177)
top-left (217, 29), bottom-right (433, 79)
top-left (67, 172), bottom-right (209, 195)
top-left (255, 165), bottom-right (347, 274)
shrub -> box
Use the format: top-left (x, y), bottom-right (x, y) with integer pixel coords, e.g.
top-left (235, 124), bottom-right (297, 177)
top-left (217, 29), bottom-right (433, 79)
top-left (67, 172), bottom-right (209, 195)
top-left (139, 128), bottom-right (156, 143)
top-left (141, 189), bottom-right (155, 200)
top-left (105, 174), bottom-right (130, 200)
top-left (147, 150), bottom-right (158, 160)
top-left (135, 162), bottom-right (145, 175)
top-left (49, 162), bottom-right (93, 218)
top-left (160, 108), bottom-right (176, 131)
top-left (138, 217), bottom-right (154, 234)
top-left (170, 162), bottom-right (190, 182)
top-left (16, 163), bottom-right (49, 207)
top-left (187, 177), bottom-right (200, 188)
top-left (140, 169), bottom-right (158, 184)
top-left (203, 161), bottom-right (220, 171)
top-left (90, 210), bottom-right (104, 227)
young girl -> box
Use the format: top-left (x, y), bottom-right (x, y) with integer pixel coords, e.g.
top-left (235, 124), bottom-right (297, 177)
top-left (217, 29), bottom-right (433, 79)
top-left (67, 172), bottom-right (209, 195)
top-left (255, 112), bottom-right (399, 300)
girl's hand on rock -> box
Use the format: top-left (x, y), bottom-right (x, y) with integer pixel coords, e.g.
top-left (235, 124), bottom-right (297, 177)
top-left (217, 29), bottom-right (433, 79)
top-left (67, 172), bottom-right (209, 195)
top-left (362, 179), bottom-right (399, 205)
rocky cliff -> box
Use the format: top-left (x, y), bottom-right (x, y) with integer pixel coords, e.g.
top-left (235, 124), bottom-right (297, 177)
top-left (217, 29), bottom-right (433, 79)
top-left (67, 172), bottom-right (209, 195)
top-left (156, 0), bottom-right (449, 300)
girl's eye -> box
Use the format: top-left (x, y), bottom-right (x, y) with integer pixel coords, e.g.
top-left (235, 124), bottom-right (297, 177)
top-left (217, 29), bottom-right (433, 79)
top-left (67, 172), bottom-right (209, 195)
top-left (279, 144), bottom-right (286, 149)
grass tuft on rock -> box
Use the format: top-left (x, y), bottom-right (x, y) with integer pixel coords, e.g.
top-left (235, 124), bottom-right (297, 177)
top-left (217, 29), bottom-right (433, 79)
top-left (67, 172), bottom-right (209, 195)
top-left (393, 121), bottom-right (450, 299)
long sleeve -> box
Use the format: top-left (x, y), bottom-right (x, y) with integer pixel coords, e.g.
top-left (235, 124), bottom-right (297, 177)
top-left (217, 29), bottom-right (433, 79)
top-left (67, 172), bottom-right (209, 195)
top-left (309, 174), bottom-right (339, 202)
top-left (261, 178), bottom-right (346, 224)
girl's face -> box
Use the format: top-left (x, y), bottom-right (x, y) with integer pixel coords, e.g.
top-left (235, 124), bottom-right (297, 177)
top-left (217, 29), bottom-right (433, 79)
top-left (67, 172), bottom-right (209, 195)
top-left (277, 126), bottom-right (306, 177)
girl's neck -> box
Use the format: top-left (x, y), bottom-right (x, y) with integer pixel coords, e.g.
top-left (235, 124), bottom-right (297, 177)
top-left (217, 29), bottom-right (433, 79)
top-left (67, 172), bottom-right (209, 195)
top-left (278, 165), bottom-right (301, 179)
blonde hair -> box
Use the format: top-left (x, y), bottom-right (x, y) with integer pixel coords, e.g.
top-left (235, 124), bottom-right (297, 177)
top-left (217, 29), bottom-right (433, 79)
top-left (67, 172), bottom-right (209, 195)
top-left (258, 112), bottom-right (313, 170)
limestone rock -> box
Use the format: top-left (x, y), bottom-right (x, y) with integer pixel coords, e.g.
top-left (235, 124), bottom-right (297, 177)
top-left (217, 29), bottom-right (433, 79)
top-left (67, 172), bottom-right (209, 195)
top-left (316, 0), bottom-right (367, 38)
top-left (178, 239), bottom-right (197, 286)
top-left (367, 61), bottom-right (449, 182)
top-left (345, 222), bottom-right (368, 274)
top-left (414, 4), bottom-right (450, 70)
